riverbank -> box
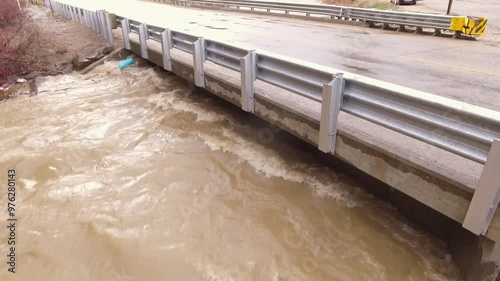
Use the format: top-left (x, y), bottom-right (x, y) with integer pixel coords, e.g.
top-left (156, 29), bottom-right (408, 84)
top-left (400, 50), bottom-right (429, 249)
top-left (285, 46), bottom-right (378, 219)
top-left (0, 3), bottom-right (117, 102)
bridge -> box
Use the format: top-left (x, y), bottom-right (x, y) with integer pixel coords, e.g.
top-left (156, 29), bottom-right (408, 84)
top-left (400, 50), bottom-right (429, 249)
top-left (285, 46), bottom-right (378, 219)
top-left (45, 0), bottom-right (500, 280)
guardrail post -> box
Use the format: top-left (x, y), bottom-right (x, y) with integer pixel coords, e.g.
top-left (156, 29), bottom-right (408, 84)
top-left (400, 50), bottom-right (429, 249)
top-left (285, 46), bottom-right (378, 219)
top-left (75, 7), bottom-right (79, 23)
top-left (105, 13), bottom-right (114, 43)
top-left (87, 11), bottom-right (93, 30)
top-left (81, 9), bottom-right (86, 26)
top-left (84, 10), bottom-right (89, 28)
top-left (95, 12), bottom-right (100, 32)
top-left (78, 8), bottom-right (84, 24)
top-left (240, 51), bottom-right (256, 113)
top-left (88, 11), bottom-right (93, 29)
top-left (138, 23), bottom-right (149, 59)
top-left (318, 73), bottom-right (344, 153)
top-left (161, 29), bottom-right (172, 71)
top-left (192, 38), bottom-right (205, 87)
top-left (74, 7), bottom-right (78, 22)
top-left (70, 6), bottom-right (76, 21)
top-left (463, 139), bottom-right (500, 235)
top-left (94, 12), bottom-right (100, 33)
top-left (121, 18), bottom-right (131, 50)
top-left (452, 32), bottom-right (462, 39)
top-left (98, 10), bottom-right (107, 40)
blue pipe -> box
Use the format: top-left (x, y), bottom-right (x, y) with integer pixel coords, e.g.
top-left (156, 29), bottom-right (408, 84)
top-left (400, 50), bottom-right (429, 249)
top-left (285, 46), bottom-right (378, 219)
top-left (118, 58), bottom-right (134, 69)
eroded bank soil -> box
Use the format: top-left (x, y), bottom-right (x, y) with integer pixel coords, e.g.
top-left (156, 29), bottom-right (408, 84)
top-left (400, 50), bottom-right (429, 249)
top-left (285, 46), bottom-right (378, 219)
top-left (0, 4), bottom-right (119, 101)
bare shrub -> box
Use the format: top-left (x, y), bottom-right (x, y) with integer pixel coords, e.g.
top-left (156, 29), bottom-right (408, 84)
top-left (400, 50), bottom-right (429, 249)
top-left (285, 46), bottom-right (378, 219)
top-left (0, 0), bottom-right (39, 85)
top-left (0, 0), bottom-right (22, 28)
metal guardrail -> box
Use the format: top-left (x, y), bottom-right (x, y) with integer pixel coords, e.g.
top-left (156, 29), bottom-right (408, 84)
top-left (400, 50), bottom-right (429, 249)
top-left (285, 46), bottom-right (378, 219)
top-left (168, 0), bottom-right (487, 37)
top-left (48, 0), bottom-right (500, 237)
top-left (46, 0), bottom-right (114, 43)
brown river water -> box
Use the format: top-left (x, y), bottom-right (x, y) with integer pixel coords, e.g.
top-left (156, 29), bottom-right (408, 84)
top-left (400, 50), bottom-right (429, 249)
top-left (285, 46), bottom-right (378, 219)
top-left (0, 62), bottom-right (461, 281)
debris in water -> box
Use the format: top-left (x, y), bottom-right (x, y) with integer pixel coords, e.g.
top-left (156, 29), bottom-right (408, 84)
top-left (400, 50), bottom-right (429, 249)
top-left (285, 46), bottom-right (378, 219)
top-left (118, 58), bottom-right (134, 69)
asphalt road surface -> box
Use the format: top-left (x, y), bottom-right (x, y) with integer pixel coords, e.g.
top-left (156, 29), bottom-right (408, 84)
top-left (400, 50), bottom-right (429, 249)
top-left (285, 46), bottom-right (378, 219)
top-left (59, 0), bottom-right (500, 111)
top-left (404, 0), bottom-right (500, 29)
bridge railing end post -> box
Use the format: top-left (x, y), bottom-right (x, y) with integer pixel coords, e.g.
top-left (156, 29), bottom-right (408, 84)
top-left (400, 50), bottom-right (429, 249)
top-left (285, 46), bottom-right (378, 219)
top-left (463, 139), bottom-right (500, 236)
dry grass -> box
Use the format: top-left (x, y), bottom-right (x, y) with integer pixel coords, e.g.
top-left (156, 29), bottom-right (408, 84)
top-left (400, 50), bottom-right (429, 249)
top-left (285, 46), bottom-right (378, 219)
top-left (322, 0), bottom-right (394, 9)
top-left (322, 0), bottom-right (354, 5)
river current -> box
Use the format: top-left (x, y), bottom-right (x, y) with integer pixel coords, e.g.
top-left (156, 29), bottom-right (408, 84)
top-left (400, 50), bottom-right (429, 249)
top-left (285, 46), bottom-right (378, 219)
top-left (0, 63), bottom-right (461, 281)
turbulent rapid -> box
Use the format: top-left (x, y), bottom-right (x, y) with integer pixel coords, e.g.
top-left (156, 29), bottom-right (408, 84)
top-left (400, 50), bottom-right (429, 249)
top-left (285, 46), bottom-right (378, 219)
top-left (0, 62), bottom-right (461, 281)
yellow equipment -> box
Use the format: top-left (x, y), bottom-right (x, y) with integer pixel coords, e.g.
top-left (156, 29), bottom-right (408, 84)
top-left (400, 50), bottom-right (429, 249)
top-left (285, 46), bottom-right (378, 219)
top-left (450, 16), bottom-right (488, 36)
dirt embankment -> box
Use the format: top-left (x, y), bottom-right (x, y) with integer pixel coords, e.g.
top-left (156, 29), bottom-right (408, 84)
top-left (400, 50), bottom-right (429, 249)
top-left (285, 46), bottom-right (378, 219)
top-left (0, 2), bottom-right (117, 102)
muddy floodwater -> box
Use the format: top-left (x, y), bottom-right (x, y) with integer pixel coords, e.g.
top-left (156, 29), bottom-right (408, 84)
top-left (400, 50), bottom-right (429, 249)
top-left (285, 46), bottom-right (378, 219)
top-left (0, 63), bottom-right (461, 281)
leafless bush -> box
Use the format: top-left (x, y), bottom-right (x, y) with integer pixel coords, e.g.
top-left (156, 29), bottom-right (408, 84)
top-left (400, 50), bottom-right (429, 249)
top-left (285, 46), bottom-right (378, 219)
top-left (0, 0), bottom-right (39, 85)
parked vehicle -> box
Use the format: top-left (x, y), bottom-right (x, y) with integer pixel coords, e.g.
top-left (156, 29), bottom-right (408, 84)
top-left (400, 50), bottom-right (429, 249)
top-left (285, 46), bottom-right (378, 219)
top-left (390, 0), bottom-right (417, 5)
